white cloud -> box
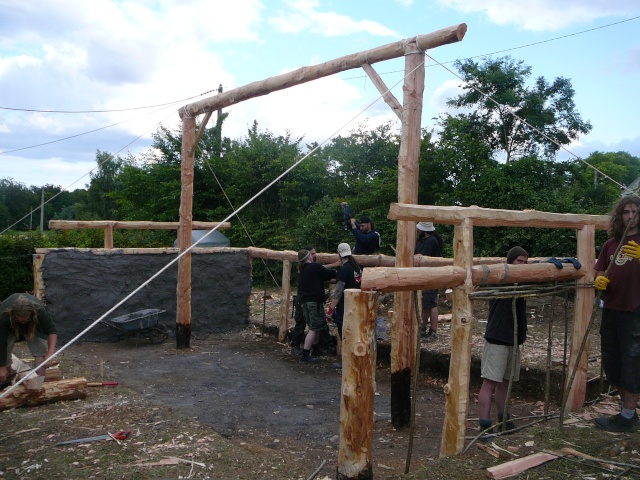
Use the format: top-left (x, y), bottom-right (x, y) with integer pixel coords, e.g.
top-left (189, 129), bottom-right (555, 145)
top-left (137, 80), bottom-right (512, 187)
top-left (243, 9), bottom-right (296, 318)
top-left (429, 79), bottom-right (464, 115)
top-left (436, 0), bottom-right (640, 31)
top-left (269, 0), bottom-right (400, 37)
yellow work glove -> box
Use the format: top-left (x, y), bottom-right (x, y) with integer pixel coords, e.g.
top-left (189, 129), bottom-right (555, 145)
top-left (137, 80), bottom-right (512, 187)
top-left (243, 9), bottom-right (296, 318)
top-left (595, 275), bottom-right (610, 291)
top-left (622, 240), bottom-right (640, 260)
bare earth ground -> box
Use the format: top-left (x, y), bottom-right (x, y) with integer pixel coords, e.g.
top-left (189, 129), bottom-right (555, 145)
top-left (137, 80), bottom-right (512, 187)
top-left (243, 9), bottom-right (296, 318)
top-left (2, 289), bottom-right (639, 480)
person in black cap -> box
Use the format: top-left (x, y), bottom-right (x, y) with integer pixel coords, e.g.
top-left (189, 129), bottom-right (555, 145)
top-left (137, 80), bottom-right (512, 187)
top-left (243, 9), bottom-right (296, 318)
top-left (341, 202), bottom-right (381, 255)
top-left (477, 246), bottom-right (529, 436)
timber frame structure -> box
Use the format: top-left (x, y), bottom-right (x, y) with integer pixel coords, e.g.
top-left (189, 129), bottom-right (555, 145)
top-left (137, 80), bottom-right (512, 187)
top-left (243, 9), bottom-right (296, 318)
top-left (171, 20), bottom-right (606, 470)
top-left (176, 26), bottom-right (467, 465)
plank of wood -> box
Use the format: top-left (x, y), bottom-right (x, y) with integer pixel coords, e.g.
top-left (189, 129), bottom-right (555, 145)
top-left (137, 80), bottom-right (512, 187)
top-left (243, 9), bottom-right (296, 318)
top-left (477, 443), bottom-right (502, 459)
top-left (485, 450), bottom-right (565, 479)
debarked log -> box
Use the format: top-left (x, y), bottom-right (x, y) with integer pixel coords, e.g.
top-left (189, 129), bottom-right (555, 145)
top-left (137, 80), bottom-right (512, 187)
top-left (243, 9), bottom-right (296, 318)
top-left (361, 263), bottom-right (585, 292)
top-left (0, 377), bottom-right (88, 411)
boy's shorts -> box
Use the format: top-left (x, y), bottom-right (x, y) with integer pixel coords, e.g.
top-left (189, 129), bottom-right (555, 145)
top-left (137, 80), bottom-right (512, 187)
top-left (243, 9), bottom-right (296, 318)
top-left (481, 342), bottom-right (521, 382)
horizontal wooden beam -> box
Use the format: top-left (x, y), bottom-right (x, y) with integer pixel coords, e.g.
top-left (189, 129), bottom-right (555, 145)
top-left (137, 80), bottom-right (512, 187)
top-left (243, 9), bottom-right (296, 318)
top-left (361, 262), bottom-right (585, 292)
top-left (180, 24), bottom-right (467, 118)
top-left (49, 220), bottom-right (231, 231)
top-left (388, 203), bottom-right (610, 230)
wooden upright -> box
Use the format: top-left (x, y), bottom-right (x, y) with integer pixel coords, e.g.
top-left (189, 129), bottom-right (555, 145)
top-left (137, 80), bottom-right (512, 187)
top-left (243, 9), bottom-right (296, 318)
top-left (176, 114), bottom-right (196, 348)
top-left (390, 39), bottom-right (424, 429)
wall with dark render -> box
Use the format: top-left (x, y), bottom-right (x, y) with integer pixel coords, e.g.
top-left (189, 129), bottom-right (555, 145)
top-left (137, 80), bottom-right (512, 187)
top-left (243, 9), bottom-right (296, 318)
top-left (38, 248), bottom-right (252, 344)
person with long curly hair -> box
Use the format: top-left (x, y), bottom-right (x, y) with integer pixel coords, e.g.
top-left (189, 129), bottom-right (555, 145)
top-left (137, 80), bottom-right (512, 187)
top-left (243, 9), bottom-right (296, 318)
top-left (594, 195), bottom-right (640, 432)
top-left (0, 293), bottom-right (57, 385)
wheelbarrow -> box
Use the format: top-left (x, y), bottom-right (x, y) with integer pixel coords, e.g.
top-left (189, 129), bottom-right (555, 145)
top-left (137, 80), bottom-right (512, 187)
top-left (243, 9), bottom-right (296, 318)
top-left (101, 309), bottom-right (170, 344)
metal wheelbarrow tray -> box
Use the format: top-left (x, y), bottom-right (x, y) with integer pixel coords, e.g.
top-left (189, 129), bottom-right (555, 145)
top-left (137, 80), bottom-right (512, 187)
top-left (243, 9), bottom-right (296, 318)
top-left (105, 309), bottom-right (170, 344)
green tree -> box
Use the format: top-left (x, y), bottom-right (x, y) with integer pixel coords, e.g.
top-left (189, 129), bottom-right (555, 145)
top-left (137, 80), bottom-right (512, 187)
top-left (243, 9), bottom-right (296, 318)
top-left (86, 150), bottom-right (126, 219)
top-left (448, 56), bottom-right (592, 162)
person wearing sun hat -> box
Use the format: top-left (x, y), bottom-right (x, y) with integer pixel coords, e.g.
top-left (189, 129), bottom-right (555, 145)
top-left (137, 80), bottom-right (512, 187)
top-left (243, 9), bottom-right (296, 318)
top-left (325, 243), bottom-right (362, 341)
top-left (296, 249), bottom-right (337, 364)
top-left (415, 221), bottom-right (444, 342)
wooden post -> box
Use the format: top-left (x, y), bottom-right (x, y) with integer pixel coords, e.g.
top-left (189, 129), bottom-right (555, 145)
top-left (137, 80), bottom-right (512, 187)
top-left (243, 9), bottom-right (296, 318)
top-left (32, 252), bottom-right (46, 300)
top-left (279, 260), bottom-right (292, 342)
top-left (390, 39), bottom-right (424, 429)
top-left (337, 289), bottom-right (377, 480)
top-left (176, 114), bottom-right (196, 348)
top-left (104, 224), bottom-right (114, 249)
top-left (440, 218), bottom-right (474, 456)
top-left (564, 225), bottom-right (595, 410)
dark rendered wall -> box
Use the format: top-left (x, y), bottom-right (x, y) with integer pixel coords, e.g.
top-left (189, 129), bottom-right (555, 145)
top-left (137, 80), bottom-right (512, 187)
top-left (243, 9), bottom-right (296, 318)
top-left (39, 248), bottom-right (252, 343)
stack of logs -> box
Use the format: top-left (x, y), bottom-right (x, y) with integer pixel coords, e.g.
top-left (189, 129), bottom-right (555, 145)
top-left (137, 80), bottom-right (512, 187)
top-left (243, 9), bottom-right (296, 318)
top-left (0, 355), bottom-right (87, 411)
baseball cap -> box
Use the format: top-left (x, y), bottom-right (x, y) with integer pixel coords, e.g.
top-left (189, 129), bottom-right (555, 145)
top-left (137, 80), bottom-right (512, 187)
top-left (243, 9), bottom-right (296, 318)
top-left (337, 243), bottom-right (352, 257)
top-left (359, 215), bottom-right (372, 224)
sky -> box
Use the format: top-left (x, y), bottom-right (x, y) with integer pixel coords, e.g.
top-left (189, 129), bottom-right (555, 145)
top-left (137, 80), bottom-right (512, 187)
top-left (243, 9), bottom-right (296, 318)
top-left (1, 0), bottom-right (639, 192)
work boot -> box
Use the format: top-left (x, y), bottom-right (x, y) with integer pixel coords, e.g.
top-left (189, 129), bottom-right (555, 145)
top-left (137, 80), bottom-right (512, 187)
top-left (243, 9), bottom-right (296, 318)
top-left (595, 412), bottom-right (639, 433)
top-left (497, 413), bottom-right (516, 432)
top-left (422, 328), bottom-right (438, 342)
top-left (300, 349), bottom-right (319, 364)
top-left (478, 419), bottom-right (494, 441)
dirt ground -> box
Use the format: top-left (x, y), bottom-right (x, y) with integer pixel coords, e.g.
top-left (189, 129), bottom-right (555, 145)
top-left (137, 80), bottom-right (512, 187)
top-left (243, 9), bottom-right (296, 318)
top-left (2, 288), bottom-right (637, 480)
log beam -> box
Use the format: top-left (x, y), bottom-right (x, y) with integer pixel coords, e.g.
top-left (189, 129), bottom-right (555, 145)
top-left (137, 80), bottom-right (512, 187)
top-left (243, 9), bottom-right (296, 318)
top-left (180, 24), bottom-right (466, 118)
top-left (361, 262), bottom-right (585, 292)
top-left (0, 377), bottom-right (88, 411)
top-left (49, 220), bottom-right (231, 230)
top-left (361, 64), bottom-right (402, 118)
top-left (389, 203), bottom-right (610, 230)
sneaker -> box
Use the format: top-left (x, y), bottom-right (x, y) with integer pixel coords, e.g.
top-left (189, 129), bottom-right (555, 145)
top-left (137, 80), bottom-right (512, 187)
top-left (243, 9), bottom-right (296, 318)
top-left (300, 355), bottom-right (319, 364)
top-left (422, 329), bottom-right (438, 342)
top-left (594, 412), bottom-right (639, 433)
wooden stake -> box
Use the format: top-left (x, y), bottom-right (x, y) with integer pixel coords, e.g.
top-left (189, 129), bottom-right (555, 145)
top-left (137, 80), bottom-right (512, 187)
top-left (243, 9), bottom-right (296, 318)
top-left (278, 259), bottom-right (292, 342)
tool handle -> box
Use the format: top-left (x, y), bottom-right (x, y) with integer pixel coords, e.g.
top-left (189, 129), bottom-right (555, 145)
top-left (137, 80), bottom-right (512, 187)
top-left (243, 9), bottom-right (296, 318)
top-left (87, 381), bottom-right (119, 387)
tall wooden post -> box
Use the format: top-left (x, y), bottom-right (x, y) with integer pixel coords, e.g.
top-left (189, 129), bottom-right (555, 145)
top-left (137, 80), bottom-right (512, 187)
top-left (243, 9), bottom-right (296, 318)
top-left (390, 40), bottom-right (424, 429)
top-left (279, 259), bottom-right (292, 342)
top-left (337, 289), bottom-right (377, 480)
top-left (565, 224), bottom-right (595, 410)
top-left (176, 114), bottom-right (196, 348)
top-left (440, 218), bottom-right (474, 456)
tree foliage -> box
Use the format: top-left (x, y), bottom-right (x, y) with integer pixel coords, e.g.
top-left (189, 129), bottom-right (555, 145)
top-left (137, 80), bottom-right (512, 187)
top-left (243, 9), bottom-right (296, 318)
top-left (3, 55), bottom-right (640, 290)
top-left (448, 56), bottom-right (592, 162)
